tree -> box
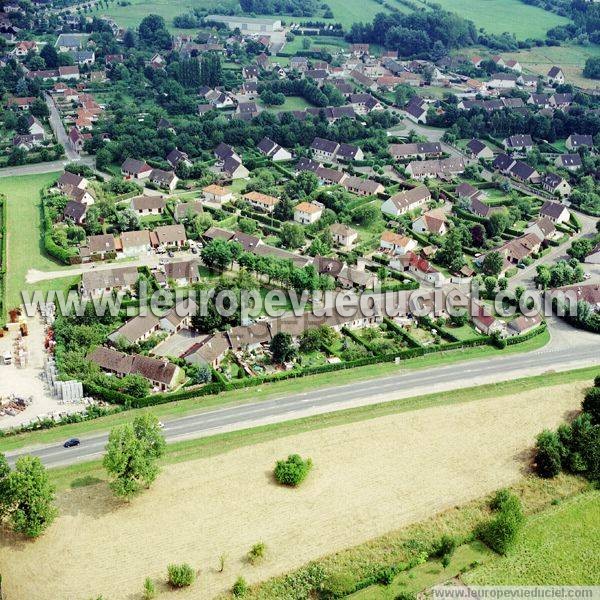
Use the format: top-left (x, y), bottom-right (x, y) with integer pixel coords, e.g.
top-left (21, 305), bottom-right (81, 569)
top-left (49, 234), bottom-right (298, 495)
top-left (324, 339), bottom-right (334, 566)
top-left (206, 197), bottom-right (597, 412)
top-left (437, 228), bottom-right (464, 272)
top-left (482, 251), bottom-right (503, 276)
top-left (568, 238), bottom-right (593, 262)
top-left (583, 386), bottom-right (600, 425)
top-left (484, 276), bottom-right (497, 299)
top-left (487, 211), bottom-right (511, 238)
top-left (103, 414), bottom-right (166, 499)
top-left (274, 454), bottom-right (313, 486)
top-left (280, 222), bottom-right (305, 249)
top-left (200, 52), bottom-right (222, 87)
top-left (478, 490), bottom-right (524, 555)
top-left (138, 14), bottom-right (171, 50)
top-left (201, 239), bottom-right (234, 271)
top-left (535, 430), bottom-right (563, 478)
top-left (40, 44), bottom-right (59, 68)
top-left (4, 456), bottom-right (57, 537)
top-left (30, 98), bottom-right (49, 119)
top-left (583, 57), bottom-right (600, 80)
top-left (273, 196), bottom-right (294, 221)
top-left (270, 332), bottom-right (295, 364)
top-left (353, 204), bottom-right (380, 227)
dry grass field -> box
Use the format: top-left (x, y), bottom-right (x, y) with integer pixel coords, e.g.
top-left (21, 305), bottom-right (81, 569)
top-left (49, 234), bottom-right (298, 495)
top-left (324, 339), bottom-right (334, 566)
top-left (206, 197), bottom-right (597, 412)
top-left (0, 382), bottom-right (588, 600)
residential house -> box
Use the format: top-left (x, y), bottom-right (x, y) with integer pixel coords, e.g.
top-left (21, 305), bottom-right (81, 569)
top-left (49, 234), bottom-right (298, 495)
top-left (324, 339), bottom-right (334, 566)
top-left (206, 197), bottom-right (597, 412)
top-left (330, 223), bottom-right (358, 249)
top-left (80, 266), bottom-right (139, 298)
top-left (131, 195), bottom-right (166, 216)
top-left (555, 153), bottom-right (582, 171)
top-left (203, 184), bottom-right (232, 203)
top-left (381, 185), bottom-right (431, 217)
top-left (540, 201), bottom-right (570, 224)
top-left (565, 134), bottom-right (593, 151)
top-left (121, 158), bottom-right (152, 180)
top-left (108, 314), bottom-right (161, 346)
top-left (58, 65), bottom-right (80, 81)
top-left (547, 66), bottom-right (564, 85)
top-left (585, 243), bottom-right (600, 265)
top-left (257, 136), bottom-right (292, 161)
top-left (347, 93), bottom-right (382, 115)
top-left (159, 299), bottom-right (198, 333)
top-left (341, 176), bottom-right (384, 196)
top-left (330, 141), bottom-right (362, 163)
top-left (310, 137), bottom-right (339, 162)
top-left (507, 314), bottom-right (542, 336)
top-left (549, 93), bottom-right (573, 109)
top-left (174, 201), bottom-right (203, 222)
top-left (466, 138), bottom-right (494, 160)
top-left (404, 96), bottom-right (427, 123)
top-left (541, 173), bottom-right (571, 197)
top-left (166, 148), bottom-right (190, 169)
top-left (389, 142), bottom-right (442, 160)
top-left (120, 230), bottom-right (152, 256)
top-left (294, 201), bottom-right (323, 225)
top-left (412, 209), bottom-right (448, 236)
top-left (164, 260), bottom-right (200, 286)
top-left (154, 224), bottom-right (187, 248)
top-left (149, 168), bottom-right (179, 191)
top-left (63, 201), bottom-right (87, 224)
top-left (509, 160), bottom-right (541, 184)
top-left (472, 302), bottom-right (504, 336)
top-left (503, 134), bottom-right (534, 152)
top-left (405, 157), bottom-right (465, 180)
top-left (87, 347), bottom-right (180, 391)
top-left (221, 157), bottom-right (249, 180)
top-left (525, 217), bottom-right (558, 242)
top-left (26, 116), bottom-right (44, 137)
top-left (488, 73), bottom-right (518, 89)
top-left (492, 232), bottom-right (542, 272)
top-left (87, 234), bottom-right (116, 259)
top-left (380, 231), bottom-right (418, 255)
top-left (243, 191), bottom-right (279, 213)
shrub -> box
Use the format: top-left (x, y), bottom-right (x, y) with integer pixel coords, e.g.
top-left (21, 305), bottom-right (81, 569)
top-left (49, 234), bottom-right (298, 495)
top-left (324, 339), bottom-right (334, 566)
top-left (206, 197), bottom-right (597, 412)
top-left (274, 454), bottom-right (313, 487)
top-left (321, 571), bottom-right (356, 598)
top-left (232, 576), bottom-right (248, 597)
top-left (395, 593), bottom-right (417, 600)
top-left (374, 566), bottom-right (396, 585)
top-left (535, 430), bottom-right (563, 478)
top-left (489, 488), bottom-right (512, 511)
top-left (582, 386), bottom-right (600, 425)
top-left (478, 490), bottom-right (524, 555)
top-left (247, 542), bottom-right (267, 565)
top-left (594, 374), bottom-right (600, 388)
top-left (167, 563), bottom-right (195, 587)
top-left (431, 534), bottom-right (457, 560)
top-left (142, 577), bottom-right (155, 599)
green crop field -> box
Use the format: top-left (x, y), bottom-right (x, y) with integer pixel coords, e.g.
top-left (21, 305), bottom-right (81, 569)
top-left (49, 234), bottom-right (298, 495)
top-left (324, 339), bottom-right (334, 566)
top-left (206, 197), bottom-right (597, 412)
top-left (2, 173), bottom-right (77, 309)
top-left (466, 491), bottom-right (600, 585)
top-left (412, 0), bottom-right (569, 39)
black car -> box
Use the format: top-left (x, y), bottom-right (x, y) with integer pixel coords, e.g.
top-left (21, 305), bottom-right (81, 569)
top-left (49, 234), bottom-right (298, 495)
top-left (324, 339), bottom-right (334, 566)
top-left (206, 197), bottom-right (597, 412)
top-left (63, 438), bottom-right (80, 448)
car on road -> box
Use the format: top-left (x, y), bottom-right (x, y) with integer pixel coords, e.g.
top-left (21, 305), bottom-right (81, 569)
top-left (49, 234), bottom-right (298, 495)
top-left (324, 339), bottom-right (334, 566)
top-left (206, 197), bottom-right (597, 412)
top-left (63, 438), bottom-right (80, 448)
top-left (517, 263), bottom-right (526, 269)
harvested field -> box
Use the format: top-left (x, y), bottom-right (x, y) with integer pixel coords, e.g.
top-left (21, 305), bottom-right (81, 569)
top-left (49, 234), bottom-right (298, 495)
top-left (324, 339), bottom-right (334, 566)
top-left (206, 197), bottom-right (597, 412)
top-left (0, 382), bottom-right (588, 600)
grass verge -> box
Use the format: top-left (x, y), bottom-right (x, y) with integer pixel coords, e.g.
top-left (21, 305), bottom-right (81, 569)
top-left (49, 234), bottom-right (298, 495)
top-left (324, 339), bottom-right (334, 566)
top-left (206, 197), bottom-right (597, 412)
top-left (44, 365), bottom-right (597, 490)
top-left (0, 328), bottom-right (551, 453)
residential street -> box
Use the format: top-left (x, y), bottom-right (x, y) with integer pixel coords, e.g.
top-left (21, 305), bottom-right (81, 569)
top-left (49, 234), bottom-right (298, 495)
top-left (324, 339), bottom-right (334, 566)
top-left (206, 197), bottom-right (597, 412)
top-left (6, 317), bottom-right (599, 469)
top-left (44, 92), bottom-right (80, 161)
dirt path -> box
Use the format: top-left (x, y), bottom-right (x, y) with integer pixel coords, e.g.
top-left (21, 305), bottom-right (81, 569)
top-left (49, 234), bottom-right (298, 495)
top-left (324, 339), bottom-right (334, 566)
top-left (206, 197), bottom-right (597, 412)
top-left (0, 382), bottom-right (587, 600)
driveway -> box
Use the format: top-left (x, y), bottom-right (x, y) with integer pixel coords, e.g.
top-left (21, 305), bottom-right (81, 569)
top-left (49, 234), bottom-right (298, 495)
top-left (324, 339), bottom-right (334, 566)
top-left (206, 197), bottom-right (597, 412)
top-left (44, 92), bottom-right (80, 161)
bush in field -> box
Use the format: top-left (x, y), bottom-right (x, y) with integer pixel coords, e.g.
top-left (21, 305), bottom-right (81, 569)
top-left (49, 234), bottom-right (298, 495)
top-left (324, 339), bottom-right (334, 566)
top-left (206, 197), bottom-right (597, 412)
top-left (274, 454), bottom-right (313, 487)
top-left (321, 572), bottom-right (356, 598)
top-left (167, 563), bottom-right (195, 587)
top-left (142, 577), bottom-right (155, 599)
top-left (232, 576), bottom-right (248, 597)
top-left (247, 542), bottom-right (267, 565)
top-left (582, 386), bottom-right (600, 425)
top-left (431, 534), bottom-right (457, 562)
top-left (535, 430), bottom-right (564, 478)
top-left (478, 489), bottom-right (524, 555)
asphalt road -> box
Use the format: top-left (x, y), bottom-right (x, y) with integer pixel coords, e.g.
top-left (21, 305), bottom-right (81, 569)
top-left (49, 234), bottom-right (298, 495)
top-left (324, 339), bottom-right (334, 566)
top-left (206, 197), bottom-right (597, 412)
top-left (44, 92), bottom-right (80, 162)
top-left (6, 339), bottom-right (599, 468)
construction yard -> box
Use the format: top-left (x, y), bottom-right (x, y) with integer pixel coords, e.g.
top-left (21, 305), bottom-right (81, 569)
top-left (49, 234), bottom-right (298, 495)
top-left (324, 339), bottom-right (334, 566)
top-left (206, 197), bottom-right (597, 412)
top-left (0, 381), bottom-right (589, 600)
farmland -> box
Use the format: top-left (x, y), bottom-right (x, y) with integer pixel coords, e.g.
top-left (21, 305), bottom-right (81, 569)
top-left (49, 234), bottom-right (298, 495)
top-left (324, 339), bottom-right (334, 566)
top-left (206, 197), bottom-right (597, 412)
top-left (466, 491), bottom-right (600, 585)
top-left (0, 380), bottom-right (589, 600)
top-left (2, 173), bottom-right (77, 309)
top-left (412, 0), bottom-right (569, 39)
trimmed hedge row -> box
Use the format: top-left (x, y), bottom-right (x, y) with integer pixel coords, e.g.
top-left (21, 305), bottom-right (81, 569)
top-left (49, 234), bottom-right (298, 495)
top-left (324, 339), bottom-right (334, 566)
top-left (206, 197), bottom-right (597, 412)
top-left (89, 324), bottom-right (547, 409)
top-left (0, 195), bottom-right (6, 324)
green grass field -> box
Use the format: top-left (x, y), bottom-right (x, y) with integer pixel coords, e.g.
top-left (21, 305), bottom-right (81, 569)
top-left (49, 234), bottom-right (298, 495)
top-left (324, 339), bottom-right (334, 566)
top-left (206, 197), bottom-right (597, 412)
top-left (412, 0), bottom-right (569, 39)
top-left (258, 95), bottom-right (313, 113)
top-left (2, 173), bottom-right (76, 309)
top-left (466, 491), bottom-right (600, 585)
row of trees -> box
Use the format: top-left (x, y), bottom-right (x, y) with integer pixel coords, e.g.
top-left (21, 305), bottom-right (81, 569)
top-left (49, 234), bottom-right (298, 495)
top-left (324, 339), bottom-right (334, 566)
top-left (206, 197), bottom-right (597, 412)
top-left (535, 376), bottom-right (600, 482)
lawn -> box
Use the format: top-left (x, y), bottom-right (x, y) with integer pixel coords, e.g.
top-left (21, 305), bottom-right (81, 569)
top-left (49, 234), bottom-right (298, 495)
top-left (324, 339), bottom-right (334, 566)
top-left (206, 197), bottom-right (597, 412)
top-left (258, 95), bottom-right (313, 113)
top-left (443, 323), bottom-right (482, 342)
top-left (413, 0), bottom-right (569, 39)
top-left (503, 44), bottom-right (600, 88)
top-left (2, 172), bottom-right (74, 309)
top-left (466, 491), bottom-right (600, 585)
